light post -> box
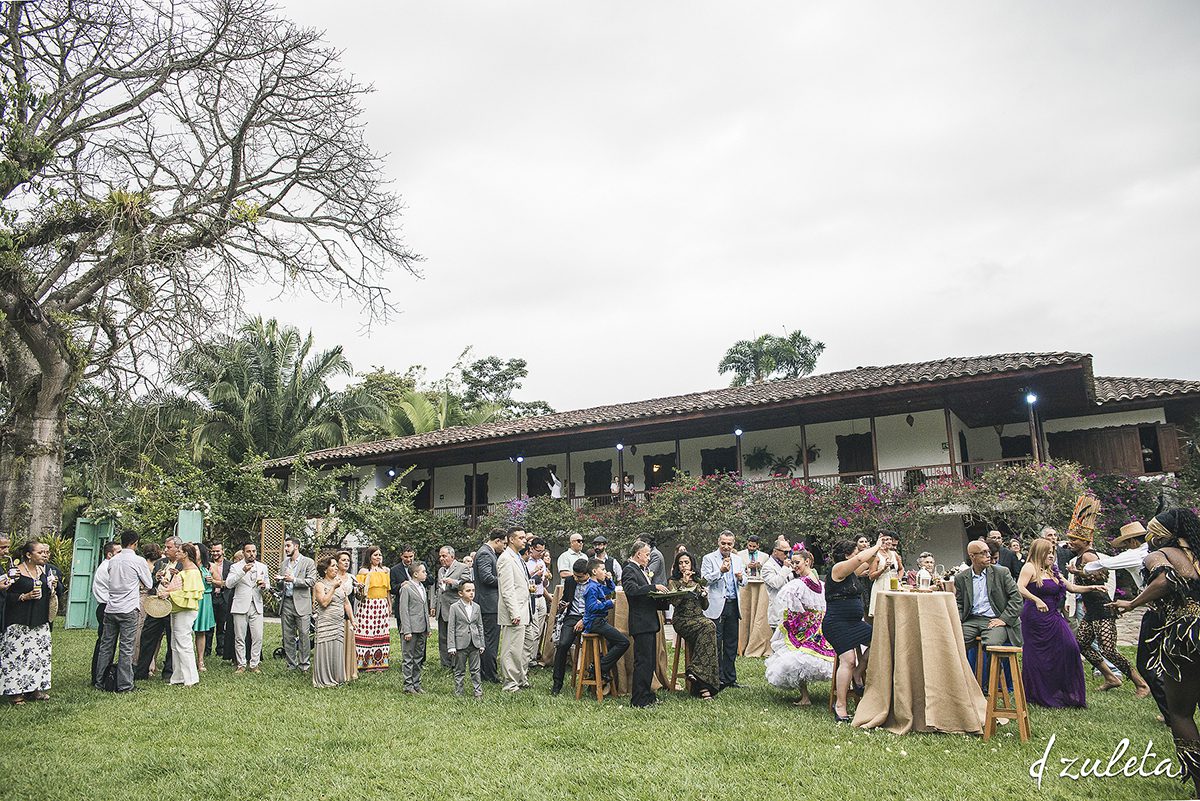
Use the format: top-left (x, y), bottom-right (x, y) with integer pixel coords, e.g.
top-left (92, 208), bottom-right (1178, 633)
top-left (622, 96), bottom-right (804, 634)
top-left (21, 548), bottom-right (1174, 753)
top-left (616, 443), bottom-right (624, 504)
top-left (513, 455), bottom-right (524, 498)
top-left (1025, 392), bottom-right (1041, 463)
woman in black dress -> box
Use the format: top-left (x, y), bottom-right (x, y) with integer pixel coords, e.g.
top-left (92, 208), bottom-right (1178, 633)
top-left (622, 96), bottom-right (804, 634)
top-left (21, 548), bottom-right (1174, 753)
top-left (823, 536), bottom-right (883, 722)
top-left (668, 551), bottom-right (720, 699)
top-left (1112, 508), bottom-right (1200, 797)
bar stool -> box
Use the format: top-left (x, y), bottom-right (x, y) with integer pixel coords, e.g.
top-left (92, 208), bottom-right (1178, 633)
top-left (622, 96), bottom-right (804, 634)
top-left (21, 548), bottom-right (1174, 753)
top-left (575, 633), bottom-right (616, 701)
top-left (669, 637), bottom-right (692, 692)
top-left (983, 645), bottom-right (1030, 742)
top-left (828, 652), bottom-right (839, 713)
top-left (974, 636), bottom-right (985, 686)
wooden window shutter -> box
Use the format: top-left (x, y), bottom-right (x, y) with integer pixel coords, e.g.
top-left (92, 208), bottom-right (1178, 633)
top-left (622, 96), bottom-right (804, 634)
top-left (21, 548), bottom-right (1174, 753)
top-left (1158, 424), bottom-right (1183, 471)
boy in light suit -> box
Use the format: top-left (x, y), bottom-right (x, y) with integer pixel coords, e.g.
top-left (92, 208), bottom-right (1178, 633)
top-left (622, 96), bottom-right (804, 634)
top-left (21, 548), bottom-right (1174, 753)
top-left (448, 581), bottom-right (485, 698)
top-left (398, 562), bottom-right (430, 693)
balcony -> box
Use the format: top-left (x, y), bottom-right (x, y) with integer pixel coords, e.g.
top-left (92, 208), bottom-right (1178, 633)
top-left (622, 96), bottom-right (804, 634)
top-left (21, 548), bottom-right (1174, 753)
top-left (425, 457), bottom-right (1033, 527)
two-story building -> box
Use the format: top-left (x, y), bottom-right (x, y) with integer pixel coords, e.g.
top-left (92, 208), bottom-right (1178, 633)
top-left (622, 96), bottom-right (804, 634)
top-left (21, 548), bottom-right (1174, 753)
top-left (262, 351), bottom-right (1199, 558)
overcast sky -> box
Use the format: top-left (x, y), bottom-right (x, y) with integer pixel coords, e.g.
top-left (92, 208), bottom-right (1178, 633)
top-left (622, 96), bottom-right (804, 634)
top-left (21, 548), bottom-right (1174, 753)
top-left (258, 0), bottom-right (1200, 412)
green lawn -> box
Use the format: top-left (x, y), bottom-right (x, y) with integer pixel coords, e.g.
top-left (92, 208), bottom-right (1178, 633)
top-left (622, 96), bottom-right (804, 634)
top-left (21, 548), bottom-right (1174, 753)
top-left (0, 626), bottom-right (1184, 801)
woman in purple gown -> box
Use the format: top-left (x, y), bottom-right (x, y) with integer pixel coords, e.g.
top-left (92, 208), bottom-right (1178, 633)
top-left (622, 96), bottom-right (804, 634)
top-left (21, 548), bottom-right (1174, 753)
top-left (1016, 538), bottom-right (1104, 708)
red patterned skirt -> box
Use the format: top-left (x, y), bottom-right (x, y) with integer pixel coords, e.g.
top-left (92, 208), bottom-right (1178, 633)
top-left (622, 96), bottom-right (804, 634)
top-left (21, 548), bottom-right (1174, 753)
top-left (354, 597), bottom-right (391, 672)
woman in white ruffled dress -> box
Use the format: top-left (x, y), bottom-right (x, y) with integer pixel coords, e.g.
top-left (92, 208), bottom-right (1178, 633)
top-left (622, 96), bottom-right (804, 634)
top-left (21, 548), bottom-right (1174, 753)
top-left (764, 548), bottom-right (836, 705)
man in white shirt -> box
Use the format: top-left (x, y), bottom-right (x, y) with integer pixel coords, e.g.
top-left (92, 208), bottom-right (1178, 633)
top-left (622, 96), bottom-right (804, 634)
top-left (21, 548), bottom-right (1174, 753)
top-left (90, 541), bottom-right (121, 684)
top-left (761, 539), bottom-right (793, 627)
top-left (547, 471), bottom-right (563, 499)
top-left (557, 533), bottom-right (586, 578)
top-left (226, 542), bottom-right (271, 673)
top-left (95, 532), bottom-right (152, 692)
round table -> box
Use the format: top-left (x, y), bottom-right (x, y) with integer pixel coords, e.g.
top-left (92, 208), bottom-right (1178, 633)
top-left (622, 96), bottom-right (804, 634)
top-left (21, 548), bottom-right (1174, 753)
top-left (737, 580), bottom-right (774, 657)
top-left (852, 589), bottom-right (987, 734)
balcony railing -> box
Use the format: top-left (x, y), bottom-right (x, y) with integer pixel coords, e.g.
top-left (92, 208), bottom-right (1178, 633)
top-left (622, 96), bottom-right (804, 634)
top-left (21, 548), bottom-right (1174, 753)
top-left (423, 457), bottom-right (1034, 527)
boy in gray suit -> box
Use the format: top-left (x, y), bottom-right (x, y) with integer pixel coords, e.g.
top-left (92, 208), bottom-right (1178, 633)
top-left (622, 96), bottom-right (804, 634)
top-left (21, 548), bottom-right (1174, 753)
top-left (448, 581), bottom-right (485, 698)
top-left (398, 562), bottom-right (430, 693)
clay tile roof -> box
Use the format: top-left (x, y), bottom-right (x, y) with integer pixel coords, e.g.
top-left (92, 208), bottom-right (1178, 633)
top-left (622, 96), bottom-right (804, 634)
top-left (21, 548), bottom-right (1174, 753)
top-left (261, 352), bottom-right (1089, 470)
top-left (1095, 376), bottom-right (1200, 404)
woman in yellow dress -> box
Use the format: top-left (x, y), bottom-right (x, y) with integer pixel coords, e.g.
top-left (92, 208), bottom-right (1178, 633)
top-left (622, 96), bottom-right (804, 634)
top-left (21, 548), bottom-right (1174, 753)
top-left (354, 547), bottom-right (391, 672)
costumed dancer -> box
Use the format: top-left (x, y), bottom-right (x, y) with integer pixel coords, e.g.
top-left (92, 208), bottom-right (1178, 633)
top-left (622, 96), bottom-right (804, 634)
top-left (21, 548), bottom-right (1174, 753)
top-left (764, 545), bottom-right (835, 706)
top-left (1111, 508), bottom-right (1200, 798)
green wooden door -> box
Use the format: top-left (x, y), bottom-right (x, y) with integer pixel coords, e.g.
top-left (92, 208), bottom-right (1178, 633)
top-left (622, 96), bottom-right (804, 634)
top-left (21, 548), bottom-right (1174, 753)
top-left (177, 510), bottom-right (204, 544)
top-left (66, 518), bottom-right (114, 629)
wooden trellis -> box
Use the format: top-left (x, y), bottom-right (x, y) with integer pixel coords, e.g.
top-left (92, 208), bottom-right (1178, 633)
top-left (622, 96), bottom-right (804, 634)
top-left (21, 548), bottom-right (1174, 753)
top-left (260, 518), bottom-right (286, 577)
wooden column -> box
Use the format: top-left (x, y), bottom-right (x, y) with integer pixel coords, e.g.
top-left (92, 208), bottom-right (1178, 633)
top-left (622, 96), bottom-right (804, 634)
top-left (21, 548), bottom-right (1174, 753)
top-left (674, 438), bottom-right (681, 477)
top-left (800, 424), bottom-right (810, 481)
top-left (944, 405), bottom-right (957, 474)
top-left (617, 448), bottom-right (625, 504)
top-left (470, 462), bottom-right (478, 528)
top-left (565, 449), bottom-right (572, 504)
top-left (1026, 401), bottom-right (1041, 463)
top-left (869, 417), bottom-right (879, 482)
top-left (516, 460), bottom-right (522, 499)
top-left (429, 466), bottom-right (436, 512)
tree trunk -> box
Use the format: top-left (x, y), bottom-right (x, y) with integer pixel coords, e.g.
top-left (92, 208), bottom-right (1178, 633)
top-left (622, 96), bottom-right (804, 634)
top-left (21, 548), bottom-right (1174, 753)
top-left (0, 319), bottom-right (73, 542)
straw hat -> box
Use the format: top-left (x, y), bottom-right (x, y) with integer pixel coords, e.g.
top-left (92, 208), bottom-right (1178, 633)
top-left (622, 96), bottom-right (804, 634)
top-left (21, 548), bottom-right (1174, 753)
top-left (1112, 521), bottom-right (1148, 547)
top-left (143, 595), bottom-right (171, 619)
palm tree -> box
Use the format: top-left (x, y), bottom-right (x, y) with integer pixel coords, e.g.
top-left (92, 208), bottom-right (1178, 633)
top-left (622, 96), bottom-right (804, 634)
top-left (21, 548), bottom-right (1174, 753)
top-left (717, 334), bottom-right (779, 387)
top-left (778, 330), bottom-right (825, 379)
top-left (717, 329), bottom-right (825, 387)
top-left (179, 317), bottom-right (385, 459)
top-left (384, 389), bottom-right (503, 436)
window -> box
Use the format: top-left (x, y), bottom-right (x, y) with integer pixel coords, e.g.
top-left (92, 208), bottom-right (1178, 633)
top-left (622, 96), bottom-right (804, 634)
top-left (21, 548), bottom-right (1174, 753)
top-left (700, 446), bottom-right (737, 476)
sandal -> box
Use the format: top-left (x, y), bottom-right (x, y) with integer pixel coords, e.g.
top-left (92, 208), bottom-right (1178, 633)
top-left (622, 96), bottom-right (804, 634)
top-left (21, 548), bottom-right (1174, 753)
top-left (9, 696), bottom-right (25, 706)
top-left (32, 692), bottom-right (50, 701)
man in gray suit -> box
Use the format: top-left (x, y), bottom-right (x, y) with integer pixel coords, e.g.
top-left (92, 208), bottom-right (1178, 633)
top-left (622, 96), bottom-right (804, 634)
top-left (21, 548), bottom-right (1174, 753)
top-left (448, 580), bottom-right (485, 697)
top-left (434, 546), bottom-right (470, 669)
top-left (398, 562), bottom-right (430, 693)
top-left (276, 536), bottom-right (318, 672)
top-left (954, 539), bottom-right (1023, 688)
top-left (226, 543), bottom-right (270, 673)
top-left (953, 539), bottom-right (1023, 647)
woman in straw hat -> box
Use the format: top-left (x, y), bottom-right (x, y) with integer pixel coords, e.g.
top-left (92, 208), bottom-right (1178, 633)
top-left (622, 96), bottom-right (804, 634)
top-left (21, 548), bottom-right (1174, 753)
top-left (1111, 508), bottom-right (1200, 797)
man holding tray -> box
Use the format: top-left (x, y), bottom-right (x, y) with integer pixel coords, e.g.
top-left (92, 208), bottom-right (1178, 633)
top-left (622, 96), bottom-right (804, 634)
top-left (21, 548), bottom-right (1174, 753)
top-left (622, 540), bottom-right (670, 708)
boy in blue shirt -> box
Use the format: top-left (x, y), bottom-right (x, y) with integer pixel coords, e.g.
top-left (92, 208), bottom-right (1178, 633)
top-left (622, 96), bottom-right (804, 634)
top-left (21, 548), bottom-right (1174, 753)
top-left (581, 559), bottom-right (629, 688)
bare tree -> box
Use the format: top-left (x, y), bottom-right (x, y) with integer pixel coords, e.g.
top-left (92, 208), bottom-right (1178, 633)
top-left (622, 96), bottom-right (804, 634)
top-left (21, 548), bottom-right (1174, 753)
top-left (0, 0), bottom-right (419, 539)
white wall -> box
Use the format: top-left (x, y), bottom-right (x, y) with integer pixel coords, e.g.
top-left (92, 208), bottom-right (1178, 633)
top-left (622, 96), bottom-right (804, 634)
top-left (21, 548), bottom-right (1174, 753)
top-left (916, 516), bottom-right (969, 567)
top-left (874, 410), bottom-right (952, 471)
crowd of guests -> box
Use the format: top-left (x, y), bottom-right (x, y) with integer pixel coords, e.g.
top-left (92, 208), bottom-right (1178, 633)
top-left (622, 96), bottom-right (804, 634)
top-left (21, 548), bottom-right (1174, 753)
top-left (2, 507), bottom-right (1198, 793)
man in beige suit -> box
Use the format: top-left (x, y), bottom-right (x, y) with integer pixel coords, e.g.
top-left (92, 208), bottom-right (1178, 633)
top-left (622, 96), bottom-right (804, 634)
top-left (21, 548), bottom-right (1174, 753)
top-left (496, 527), bottom-right (533, 692)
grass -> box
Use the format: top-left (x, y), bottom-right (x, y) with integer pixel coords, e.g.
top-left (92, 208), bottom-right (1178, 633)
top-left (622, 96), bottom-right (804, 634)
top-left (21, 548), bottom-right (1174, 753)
top-left (0, 626), bottom-right (1185, 801)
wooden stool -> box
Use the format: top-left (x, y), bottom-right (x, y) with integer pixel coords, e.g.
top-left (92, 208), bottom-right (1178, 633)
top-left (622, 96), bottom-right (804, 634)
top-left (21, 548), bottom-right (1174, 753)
top-left (669, 637), bottom-right (692, 692)
top-left (575, 634), bottom-right (616, 701)
top-left (983, 645), bottom-right (1030, 742)
top-left (974, 636), bottom-right (985, 687)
